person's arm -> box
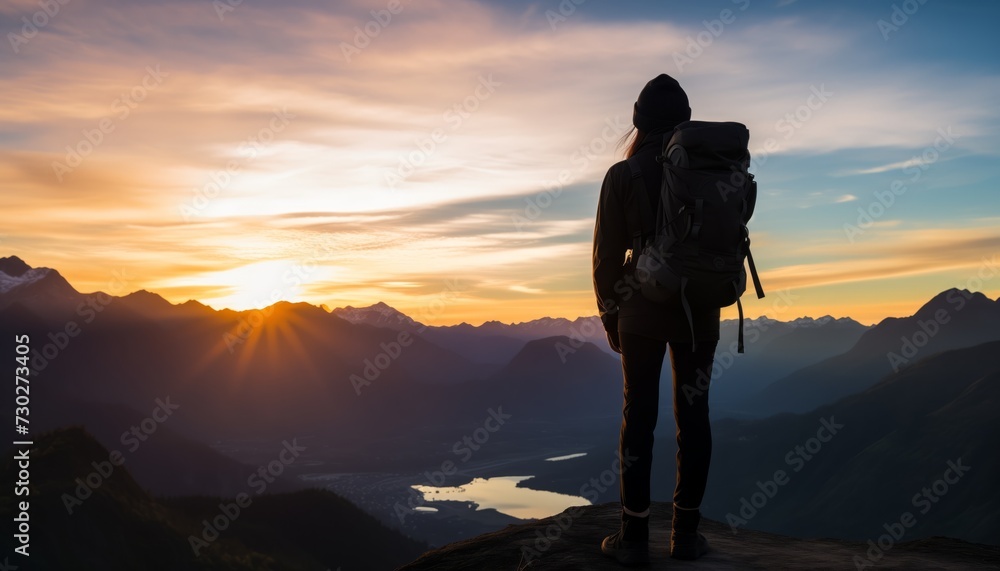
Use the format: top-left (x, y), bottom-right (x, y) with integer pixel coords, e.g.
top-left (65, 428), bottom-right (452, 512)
top-left (592, 165), bottom-right (629, 352)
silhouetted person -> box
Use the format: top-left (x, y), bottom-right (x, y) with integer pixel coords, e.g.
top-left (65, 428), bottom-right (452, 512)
top-left (593, 74), bottom-right (717, 565)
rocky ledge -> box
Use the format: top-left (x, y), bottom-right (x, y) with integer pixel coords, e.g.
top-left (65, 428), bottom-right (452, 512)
top-left (398, 501), bottom-right (1000, 570)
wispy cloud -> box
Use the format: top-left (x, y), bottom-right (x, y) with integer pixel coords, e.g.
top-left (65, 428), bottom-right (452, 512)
top-left (761, 225), bottom-right (1000, 290)
top-left (2, 0), bottom-right (998, 323)
top-left (838, 153), bottom-right (966, 177)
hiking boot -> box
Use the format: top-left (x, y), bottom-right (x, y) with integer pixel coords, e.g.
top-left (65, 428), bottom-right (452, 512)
top-left (600, 511), bottom-right (650, 567)
top-left (670, 503), bottom-right (709, 560)
top-left (670, 530), bottom-right (709, 560)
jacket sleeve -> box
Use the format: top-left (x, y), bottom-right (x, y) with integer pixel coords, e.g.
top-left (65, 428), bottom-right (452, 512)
top-left (592, 165), bottom-right (629, 332)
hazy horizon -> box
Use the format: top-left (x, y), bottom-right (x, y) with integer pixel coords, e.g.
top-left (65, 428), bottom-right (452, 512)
top-left (9, 253), bottom-right (995, 327)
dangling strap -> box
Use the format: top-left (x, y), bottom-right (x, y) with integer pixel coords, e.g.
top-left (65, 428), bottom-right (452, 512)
top-left (744, 226), bottom-right (765, 299)
top-left (746, 246), bottom-right (765, 299)
top-left (737, 297), bottom-right (745, 354)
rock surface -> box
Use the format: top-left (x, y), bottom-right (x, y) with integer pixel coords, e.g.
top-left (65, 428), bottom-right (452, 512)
top-left (397, 502), bottom-right (1000, 570)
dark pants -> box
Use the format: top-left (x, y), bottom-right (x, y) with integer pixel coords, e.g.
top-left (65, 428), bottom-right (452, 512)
top-left (617, 332), bottom-right (717, 513)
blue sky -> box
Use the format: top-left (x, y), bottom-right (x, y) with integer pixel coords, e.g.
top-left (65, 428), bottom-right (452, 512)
top-left (1, 0), bottom-right (998, 324)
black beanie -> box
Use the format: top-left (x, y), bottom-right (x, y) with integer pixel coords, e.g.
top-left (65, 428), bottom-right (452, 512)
top-left (632, 74), bottom-right (691, 132)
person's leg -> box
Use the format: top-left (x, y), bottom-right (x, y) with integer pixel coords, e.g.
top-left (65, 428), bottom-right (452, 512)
top-left (669, 340), bottom-right (717, 508)
top-left (668, 340), bottom-right (717, 560)
top-left (619, 332), bottom-right (668, 516)
top-left (601, 331), bottom-right (667, 566)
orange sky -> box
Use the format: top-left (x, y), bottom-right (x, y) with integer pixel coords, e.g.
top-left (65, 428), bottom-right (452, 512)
top-left (2, 0), bottom-right (998, 326)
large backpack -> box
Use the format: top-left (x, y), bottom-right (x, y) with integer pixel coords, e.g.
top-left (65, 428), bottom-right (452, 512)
top-left (623, 120), bottom-right (764, 353)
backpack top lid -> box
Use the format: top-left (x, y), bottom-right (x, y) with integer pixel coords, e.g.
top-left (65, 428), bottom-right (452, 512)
top-left (664, 120), bottom-right (750, 171)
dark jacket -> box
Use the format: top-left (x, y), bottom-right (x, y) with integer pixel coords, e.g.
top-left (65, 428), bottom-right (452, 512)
top-left (592, 131), bottom-right (721, 342)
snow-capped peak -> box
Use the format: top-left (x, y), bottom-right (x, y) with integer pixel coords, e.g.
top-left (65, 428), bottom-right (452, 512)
top-left (332, 301), bottom-right (418, 328)
top-left (0, 267), bottom-right (52, 294)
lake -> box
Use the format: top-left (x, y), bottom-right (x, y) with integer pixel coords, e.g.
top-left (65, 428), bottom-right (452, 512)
top-left (412, 475), bottom-right (591, 519)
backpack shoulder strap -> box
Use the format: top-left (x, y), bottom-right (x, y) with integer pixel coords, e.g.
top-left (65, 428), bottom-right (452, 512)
top-left (624, 156), bottom-right (653, 257)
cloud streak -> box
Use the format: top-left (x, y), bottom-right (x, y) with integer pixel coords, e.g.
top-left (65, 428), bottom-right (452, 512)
top-left (1, 0), bottom-right (998, 322)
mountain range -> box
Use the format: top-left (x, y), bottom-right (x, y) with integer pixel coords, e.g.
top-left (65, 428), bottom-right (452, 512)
top-left (706, 339), bottom-right (1000, 544)
top-left (2, 254), bottom-right (999, 552)
top-left (0, 427), bottom-right (425, 570)
top-left (745, 289), bottom-right (1000, 416)
top-left (0, 255), bottom-right (878, 441)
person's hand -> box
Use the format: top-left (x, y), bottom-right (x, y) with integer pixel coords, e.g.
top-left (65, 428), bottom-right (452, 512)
top-left (606, 327), bottom-right (622, 354)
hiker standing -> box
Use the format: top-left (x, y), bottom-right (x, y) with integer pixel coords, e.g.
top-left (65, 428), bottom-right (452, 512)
top-left (594, 73), bottom-right (763, 565)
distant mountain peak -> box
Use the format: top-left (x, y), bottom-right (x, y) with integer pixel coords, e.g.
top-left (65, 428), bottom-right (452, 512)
top-left (123, 289), bottom-right (171, 303)
top-left (0, 255), bottom-right (32, 277)
top-left (339, 300), bottom-right (393, 311)
top-left (791, 315), bottom-right (862, 328)
top-left (118, 290), bottom-right (181, 319)
top-left (503, 335), bottom-right (608, 370)
top-left (742, 315), bottom-right (864, 329)
top-left (0, 257), bottom-right (84, 316)
top-left (0, 266), bottom-right (52, 293)
top-left (332, 301), bottom-right (421, 329)
top-left (744, 315), bottom-right (780, 326)
top-left (916, 288), bottom-right (994, 318)
top-left (0, 266), bottom-right (80, 301)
